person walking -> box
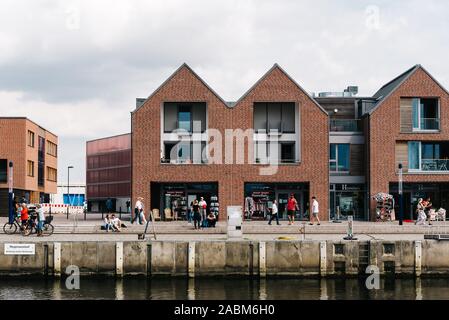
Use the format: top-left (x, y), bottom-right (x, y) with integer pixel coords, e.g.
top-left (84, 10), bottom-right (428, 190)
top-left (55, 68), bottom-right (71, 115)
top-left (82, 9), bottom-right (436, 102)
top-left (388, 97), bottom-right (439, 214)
top-left (415, 198), bottom-right (427, 225)
top-left (36, 204), bottom-right (45, 236)
top-left (287, 194), bottom-right (298, 225)
top-left (132, 197), bottom-right (143, 224)
top-left (268, 200), bottom-right (280, 225)
top-left (198, 197), bottom-right (207, 227)
top-left (192, 200), bottom-right (201, 230)
top-left (309, 196), bottom-right (321, 225)
top-left (424, 197), bottom-right (433, 225)
top-left (126, 199), bottom-right (131, 214)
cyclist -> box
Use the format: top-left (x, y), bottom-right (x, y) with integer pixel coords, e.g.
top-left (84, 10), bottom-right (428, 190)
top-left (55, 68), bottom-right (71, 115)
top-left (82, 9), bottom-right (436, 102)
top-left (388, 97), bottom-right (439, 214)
top-left (20, 203), bottom-right (29, 230)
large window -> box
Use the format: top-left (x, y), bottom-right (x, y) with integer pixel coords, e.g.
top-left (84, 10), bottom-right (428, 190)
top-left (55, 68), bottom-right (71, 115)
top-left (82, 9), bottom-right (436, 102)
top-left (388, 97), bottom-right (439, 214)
top-left (255, 141), bottom-right (296, 164)
top-left (27, 130), bottom-right (35, 147)
top-left (163, 141), bottom-right (207, 164)
top-left (164, 103), bottom-right (206, 133)
top-left (412, 98), bottom-right (439, 131)
top-left (408, 141), bottom-right (449, 171)
top-left (27, 160), bottom-right (34, 177)
top-left (47, 141), bottom-right (57, 157)
top-left (178, 106), bottom-right (192, 132)
top-left (0, 159), bottom-right (7, 183)
top-left (47, 167), bottom-right (57, 182)
top-left (330, 144), bottom-right (350, 172)
top-left (254, 103), bottom-right (296, 133)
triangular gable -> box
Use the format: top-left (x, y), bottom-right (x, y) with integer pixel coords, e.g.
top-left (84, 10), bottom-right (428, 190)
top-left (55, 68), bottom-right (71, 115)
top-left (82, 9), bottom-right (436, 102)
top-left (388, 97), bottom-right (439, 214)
top-left (369, 64), bottom-right (449, 115)
top-left (234, 63), bottom-right (328, 115)
top-left (133, 63), bottom-right (229, 113)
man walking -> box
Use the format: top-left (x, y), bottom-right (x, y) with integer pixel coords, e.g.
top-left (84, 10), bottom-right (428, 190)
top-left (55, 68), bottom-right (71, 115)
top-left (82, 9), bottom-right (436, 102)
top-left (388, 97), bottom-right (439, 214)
top-left (287, 194), bottom-right (298, 225)
top-left (198, 197), bottom-right (207, 227)
top-left (310, 196), bottom-right (321, 225)
top-left (268, 200), bottom-right (280, 225)
top-left (126, 199), bottom-right (131, 214)
top-left (132, 197), bottom-right (143, 224)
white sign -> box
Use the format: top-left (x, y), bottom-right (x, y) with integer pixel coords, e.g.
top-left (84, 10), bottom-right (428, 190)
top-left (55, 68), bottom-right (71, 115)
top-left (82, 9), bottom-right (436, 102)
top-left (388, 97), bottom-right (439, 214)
top-left (4, 244), bottom-right (36, 255)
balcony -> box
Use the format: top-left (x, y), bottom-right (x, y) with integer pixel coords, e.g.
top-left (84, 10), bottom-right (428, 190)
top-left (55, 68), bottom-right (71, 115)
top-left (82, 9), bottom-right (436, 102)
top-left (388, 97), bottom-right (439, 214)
top-left (330, 119), bottom-right (361, 132)
top-left (421, 159), bottom-right (449, 171)
top-left (416, 118), bottom-right (440, 131)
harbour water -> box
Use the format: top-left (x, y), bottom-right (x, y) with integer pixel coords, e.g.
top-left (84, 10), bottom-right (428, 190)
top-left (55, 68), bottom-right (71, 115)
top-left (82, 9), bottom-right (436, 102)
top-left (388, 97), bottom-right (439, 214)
top-left (1, 277), bottom-right (449, 300)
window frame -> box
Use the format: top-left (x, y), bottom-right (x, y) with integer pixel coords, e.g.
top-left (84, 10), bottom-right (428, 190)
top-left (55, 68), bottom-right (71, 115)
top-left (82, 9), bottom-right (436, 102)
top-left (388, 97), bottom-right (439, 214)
top-left (27, 130), bottom-right (35, 148)
top-left (46, 167), bottom-right (57, 182)
top-left (329, 144), bottom-right (350, 173)
top-left (27, 160), bottom-right (35, 177)
top-left (412, 98), bottom-right (440, 132)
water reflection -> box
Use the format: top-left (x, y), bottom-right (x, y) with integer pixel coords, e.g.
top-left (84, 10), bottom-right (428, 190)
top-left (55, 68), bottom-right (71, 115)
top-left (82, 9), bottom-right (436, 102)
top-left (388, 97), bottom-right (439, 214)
top-left (0, 277), bottom-right (449, 300)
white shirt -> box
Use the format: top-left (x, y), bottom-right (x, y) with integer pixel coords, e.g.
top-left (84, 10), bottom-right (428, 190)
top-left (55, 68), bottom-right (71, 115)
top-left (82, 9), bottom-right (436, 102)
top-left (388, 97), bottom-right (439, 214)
top-left (199, 200), bottom-right (207, 208)
top-left (271, 203), bottom-right (278, 214)
top-left (312, 200), bottom-right (319, 213)
top-left (37, 208), bottom-right (45, 221)
top-left (135, 200), bottom-right (143, 210)
top-left (112, 217), bottom-right (120, 225)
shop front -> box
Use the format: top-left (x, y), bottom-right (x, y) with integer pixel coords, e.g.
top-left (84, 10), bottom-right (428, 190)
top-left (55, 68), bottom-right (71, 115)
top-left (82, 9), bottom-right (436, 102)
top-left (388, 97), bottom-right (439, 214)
top-left (150, 182), bottom-right (219, 220)
top-left (390, 183), bottom-right (449, 220)
top-left (329, 184), bottom-right (367, 221)
top-left (244, 183), bottom-right (309, 221)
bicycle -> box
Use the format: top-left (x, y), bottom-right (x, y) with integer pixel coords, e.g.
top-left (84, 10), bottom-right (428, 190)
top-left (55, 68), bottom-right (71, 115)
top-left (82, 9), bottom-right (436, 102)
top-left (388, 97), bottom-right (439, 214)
top-left (22, 214), bottom-right (54, 236)
top-left (3, 217), bottom-right (22, 234)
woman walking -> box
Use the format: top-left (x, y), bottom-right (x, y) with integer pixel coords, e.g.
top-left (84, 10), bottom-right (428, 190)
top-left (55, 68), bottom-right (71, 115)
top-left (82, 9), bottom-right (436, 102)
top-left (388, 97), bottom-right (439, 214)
top-left (192, 200), bottom-right (201, 230)
top-left (415, 198), bottom-right (427, 225)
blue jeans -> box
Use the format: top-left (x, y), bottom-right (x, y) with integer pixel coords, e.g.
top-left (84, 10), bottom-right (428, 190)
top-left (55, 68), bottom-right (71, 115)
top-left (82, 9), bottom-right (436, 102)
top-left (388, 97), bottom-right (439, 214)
top-left (37, 221), bottom-right (44, 231)
top-left (187, 210), bottom-right (193, 223)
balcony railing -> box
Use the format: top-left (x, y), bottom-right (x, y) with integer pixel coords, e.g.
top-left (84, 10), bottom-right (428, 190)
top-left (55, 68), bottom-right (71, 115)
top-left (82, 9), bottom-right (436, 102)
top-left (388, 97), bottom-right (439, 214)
top-left (417, 118), bottom-right (440, 131)
top-left (421, 159), bottom-right (449, 171)
top-left (330, 119), bottom-right (361, 132)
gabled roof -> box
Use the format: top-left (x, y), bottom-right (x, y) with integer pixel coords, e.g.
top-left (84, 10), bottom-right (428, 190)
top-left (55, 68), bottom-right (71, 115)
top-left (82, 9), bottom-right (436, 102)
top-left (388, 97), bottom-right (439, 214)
top-left (132, 63), bottom-right (229, 113)
top-left (368, 64), bottom-right (449, 115)
top-left (234, 63), bottom-right (328, 115)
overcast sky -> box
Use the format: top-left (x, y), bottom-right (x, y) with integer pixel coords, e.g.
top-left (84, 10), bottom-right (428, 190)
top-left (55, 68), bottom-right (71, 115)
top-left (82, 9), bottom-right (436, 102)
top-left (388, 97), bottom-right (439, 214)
top-left (1, 0), bottom-right (448, 183)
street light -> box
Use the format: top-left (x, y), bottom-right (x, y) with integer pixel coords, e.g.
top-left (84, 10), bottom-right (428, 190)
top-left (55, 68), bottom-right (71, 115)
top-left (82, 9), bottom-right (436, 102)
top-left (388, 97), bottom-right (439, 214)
top-left (8, 161), bottom-right (14, 224)
top-left (67, 165), bottom-right (74, 219)
top-left (398, 163), bottom-right (403, 225)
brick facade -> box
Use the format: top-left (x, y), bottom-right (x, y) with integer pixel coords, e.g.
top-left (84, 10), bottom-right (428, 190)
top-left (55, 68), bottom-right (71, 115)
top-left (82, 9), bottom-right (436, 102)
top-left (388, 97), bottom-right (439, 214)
top-left (368, 67), bottom-right (449, 219)
top-left (0, 117), bottom-right (58, 214)
top-left (132, 64), bottom-right (329, 220)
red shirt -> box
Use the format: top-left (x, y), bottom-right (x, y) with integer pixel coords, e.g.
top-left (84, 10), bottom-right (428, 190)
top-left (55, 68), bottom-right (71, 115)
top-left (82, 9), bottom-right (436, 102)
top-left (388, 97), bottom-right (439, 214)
top-left (287, 198), bottom-right (297, 211)
top-left (21, 207), bottom-right (29, 221)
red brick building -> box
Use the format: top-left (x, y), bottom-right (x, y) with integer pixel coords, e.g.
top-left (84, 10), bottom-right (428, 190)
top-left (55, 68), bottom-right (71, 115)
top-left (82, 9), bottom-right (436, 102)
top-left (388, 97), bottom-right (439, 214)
top-left (131, 64), bottom-right (329, 221)
top-left (0, 117), bottom-right (58, 215)
top-left (366, 65), bottom-right (449, 220)
top-left (128, 63), bottom-right (449, 222)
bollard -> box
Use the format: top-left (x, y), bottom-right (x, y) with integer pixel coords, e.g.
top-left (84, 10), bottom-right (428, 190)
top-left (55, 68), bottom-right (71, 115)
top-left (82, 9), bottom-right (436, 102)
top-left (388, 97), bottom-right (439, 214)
top-left (343, 215), bottom-right (357, 240)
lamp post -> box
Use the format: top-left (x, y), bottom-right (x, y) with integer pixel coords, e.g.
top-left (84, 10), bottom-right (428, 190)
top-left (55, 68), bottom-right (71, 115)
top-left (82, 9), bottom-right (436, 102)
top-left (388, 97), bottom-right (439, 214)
top-left (398, 163), bottom-right (403, 225)
top-left (8, 161), bottom-right (14, 224)
top-left (67, 166), bottom-right (74, 219)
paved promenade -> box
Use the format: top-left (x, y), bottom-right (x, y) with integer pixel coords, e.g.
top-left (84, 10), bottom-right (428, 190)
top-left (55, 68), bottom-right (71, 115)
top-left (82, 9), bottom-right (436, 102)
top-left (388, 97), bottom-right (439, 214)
top-left (1, 213), bottom-right (448, 242)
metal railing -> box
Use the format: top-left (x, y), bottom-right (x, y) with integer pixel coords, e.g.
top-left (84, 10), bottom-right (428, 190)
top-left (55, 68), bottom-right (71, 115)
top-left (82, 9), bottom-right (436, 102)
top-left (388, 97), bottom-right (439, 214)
top-left (421, 159), bottom-right (449, 171)
top-left (330, 119), bottom-right (361, 132)
top-left (418, 118), bottom-right (440, 130)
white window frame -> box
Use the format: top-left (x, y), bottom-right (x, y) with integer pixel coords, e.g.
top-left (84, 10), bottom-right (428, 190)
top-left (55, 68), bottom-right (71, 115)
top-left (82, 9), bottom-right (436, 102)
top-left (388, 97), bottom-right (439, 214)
top-left (412, 98), bottom-right (440, 132)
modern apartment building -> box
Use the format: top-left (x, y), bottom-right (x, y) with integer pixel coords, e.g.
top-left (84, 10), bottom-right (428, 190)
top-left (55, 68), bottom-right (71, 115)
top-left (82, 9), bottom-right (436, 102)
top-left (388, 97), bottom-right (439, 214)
top-left (123, 63), bottom-right (449, 221)
top-left (365, 65), bottom-right (449, 220)
top-left (0, 117), bottom-right (58, 215)
top-left (132, 64), bottom-right (329, 221)
top-left (86, 133), bottom-right (131, 213)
